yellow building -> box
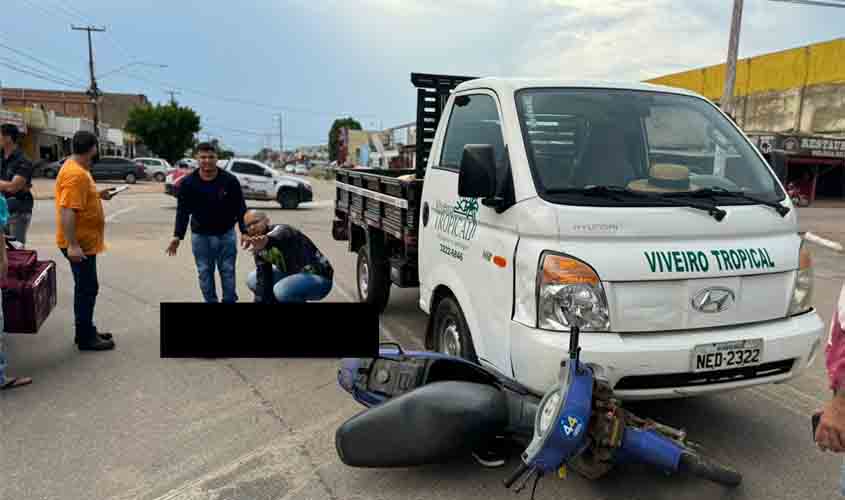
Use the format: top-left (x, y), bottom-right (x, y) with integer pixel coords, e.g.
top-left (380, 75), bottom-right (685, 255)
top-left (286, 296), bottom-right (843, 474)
top-left (645, 37), bottom-right (845, 135)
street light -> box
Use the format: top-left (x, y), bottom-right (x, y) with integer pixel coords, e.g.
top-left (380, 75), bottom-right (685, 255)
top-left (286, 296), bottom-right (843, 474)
top-left (96, 61), bottom-right (168, 80)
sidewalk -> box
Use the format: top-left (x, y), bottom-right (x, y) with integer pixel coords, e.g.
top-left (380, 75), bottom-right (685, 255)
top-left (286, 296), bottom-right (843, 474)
top-left (31, 178), bottom-right (164, 200)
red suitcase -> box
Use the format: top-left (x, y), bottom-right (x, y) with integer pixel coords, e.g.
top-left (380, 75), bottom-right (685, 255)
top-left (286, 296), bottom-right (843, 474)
top-left (1, 241), bottom-right (58, 334)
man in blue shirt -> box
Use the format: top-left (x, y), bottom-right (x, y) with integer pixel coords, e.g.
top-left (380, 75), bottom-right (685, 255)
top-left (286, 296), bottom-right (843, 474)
top-left (0, 192), bottom-right (31, 390)
top-left (166, 142), bottom-right (248, 303)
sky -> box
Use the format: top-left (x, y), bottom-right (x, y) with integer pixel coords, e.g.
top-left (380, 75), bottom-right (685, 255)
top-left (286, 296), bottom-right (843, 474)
top-left (1, 0), bottom-right (844, 155)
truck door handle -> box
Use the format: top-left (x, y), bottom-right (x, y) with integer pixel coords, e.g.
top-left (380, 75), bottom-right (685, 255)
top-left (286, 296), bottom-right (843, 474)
top-left (422, 202), bottom-right (429, 227)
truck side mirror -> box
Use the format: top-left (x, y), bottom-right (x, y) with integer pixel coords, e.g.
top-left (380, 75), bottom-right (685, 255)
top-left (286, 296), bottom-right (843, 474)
top-left (458, 144), bottom-right (496, 199)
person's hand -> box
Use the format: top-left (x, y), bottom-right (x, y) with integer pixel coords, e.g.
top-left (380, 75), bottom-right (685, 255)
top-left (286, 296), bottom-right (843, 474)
top-left (166, 238), bottom-right (180, 256)
top-left (67, 244), bottom-right (86, 263)
top-left (250, 235), bottom-right (268, 251)
top-left (816, 395), bottom-right (845, 453)
top-left (240, 233), bottom-right (252, 250)
top-left (99, 188), bottom-right (114, 200)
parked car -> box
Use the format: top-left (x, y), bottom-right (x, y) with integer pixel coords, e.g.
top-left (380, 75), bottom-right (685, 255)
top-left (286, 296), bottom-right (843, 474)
top-left (285, 165), bottom-right (296, 173)
top-left (40, 157), bottom-right (67, 178)
top-left (295, 164), bottom-right (308, 175)
top-left (166, 158), bottom-right (312, 209)
top-left (91, 156), bottom-right (147, 183)
top-left (164, 163), bottom-right (197, 197)
top-left (40, 155), bottom-right (145, 183)
top-left (134, 157), bottom-right (172, 182)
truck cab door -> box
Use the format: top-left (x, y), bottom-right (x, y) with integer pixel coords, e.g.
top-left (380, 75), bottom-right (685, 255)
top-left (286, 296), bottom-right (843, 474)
top-left (419, 90), bottom-right (518, 374)
top-left (229, 161), bottom-right (258, 197)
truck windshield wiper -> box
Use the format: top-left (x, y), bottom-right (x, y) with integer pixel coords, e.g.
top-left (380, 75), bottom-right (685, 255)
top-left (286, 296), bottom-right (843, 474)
top-left (544, 185), bottom-right (727, 221)
top-left (661, 186), bottom-right (790, 217)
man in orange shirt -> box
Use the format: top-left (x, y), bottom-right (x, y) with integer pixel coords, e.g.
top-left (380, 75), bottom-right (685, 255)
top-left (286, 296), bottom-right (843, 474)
top-left (55, 131), bottom-right (116, 351)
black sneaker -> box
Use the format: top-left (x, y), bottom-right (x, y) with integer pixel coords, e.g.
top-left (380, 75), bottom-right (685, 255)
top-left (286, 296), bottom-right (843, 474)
top-left (78, 337), bottom-right (115, 351)
top-left (472, 438), bottom-right (509, 468)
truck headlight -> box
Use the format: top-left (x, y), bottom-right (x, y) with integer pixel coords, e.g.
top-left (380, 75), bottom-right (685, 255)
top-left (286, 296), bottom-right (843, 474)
top-left (537, 252), bottom-right (610, 332)
top-left (788, 240), bottom-right (814, 316)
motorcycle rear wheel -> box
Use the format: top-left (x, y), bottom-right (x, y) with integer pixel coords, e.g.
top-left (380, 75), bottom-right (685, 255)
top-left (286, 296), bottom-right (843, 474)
top-left (678, 452), bottom-right (742, 487)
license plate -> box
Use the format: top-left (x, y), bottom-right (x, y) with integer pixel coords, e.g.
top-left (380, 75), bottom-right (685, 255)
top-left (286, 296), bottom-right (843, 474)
top-left (692, 339), bottom-right (763, 373)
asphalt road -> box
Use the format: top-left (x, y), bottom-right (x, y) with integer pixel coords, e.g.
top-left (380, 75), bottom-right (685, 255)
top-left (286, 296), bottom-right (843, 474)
top-left (1, 177), bottom-right (843, 500)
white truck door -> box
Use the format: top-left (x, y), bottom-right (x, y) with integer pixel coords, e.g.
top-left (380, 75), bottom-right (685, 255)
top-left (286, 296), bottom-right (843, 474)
top-left (419, 90), bottom-right (518, 372)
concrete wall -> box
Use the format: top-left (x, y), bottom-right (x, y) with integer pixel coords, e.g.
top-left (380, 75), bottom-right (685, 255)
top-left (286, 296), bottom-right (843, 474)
top-left (646, 38), bottom-right (845, 135)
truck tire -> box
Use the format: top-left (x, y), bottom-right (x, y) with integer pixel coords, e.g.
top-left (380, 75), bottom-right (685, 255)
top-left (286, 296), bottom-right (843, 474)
top-left (432, 297), bottom-right (478, 363)
top-left (278, 189), bottom-right (299, 209)
top-left (357, 246), bottom-right (390, 313)
top-left (125, 173), bottom-right (137, 184)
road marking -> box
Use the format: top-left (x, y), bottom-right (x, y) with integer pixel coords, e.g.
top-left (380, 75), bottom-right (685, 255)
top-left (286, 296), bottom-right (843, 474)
top-left (105, 205), bottom-right (137, 223)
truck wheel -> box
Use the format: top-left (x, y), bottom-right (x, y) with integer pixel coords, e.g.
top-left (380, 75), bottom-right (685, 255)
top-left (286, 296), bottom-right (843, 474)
top-left (278, 189), bottom-right (299, 209)
top-left (154, 172), bottom-right (165, 182)
top-left (357, 246), bottom-right (390, 313)
top-left (432, 297), bottom-right (478, 363)
top-left (125, 173), bottom-right (137, 184)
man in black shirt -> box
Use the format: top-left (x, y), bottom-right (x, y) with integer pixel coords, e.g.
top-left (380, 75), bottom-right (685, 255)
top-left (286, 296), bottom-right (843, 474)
top-left (166, 142), bottom-right (248, 303)
top-left (243, 210), bottom-right (333, 303)
top-left (0, 124), bottom-right (34, 245)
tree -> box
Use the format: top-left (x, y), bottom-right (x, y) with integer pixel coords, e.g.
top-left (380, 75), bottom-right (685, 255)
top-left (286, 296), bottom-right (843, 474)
top-left (125, 102), bottom-right (201, 163)
top-left (328, 117), bottom-right (362, 162)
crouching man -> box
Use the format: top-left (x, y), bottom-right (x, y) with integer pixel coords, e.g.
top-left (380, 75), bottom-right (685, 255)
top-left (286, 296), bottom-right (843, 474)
top-left (244, 210), bottom-right (333, 303)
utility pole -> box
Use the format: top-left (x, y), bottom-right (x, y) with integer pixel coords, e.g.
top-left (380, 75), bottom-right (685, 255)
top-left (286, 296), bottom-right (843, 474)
top-left (72, 25), bottom-right (106, 138)
top-left (275, 113), bottom-right (284, 153)
top-left (166, 90), bottom-right (180, 105)
top-left (721, 0), bottom-right (743, 119)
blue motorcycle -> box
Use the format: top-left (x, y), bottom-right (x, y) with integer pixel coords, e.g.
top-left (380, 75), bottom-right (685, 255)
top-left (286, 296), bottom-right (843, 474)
top-left (334, 322), bottom-right (742, 496)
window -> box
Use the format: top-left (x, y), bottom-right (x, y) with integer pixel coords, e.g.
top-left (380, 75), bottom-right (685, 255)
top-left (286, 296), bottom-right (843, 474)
top-left (439, 93), bottom-right (505, 170)
top-left (232, 162), bottom-right (265, 176)
top-left (516, 88), bottom-right (782, 203)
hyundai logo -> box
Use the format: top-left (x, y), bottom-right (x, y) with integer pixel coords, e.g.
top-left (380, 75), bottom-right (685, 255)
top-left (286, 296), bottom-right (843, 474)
top-left (691, 287), bottom-right (735, 313)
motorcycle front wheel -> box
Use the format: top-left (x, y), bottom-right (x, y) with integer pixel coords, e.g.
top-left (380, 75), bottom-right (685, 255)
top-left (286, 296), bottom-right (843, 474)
top-left (678, 452), bottom-right (742, 487)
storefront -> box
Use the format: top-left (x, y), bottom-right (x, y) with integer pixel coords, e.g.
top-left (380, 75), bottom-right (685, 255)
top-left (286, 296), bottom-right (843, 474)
top-left (748, 133), bottom-right (845, 204)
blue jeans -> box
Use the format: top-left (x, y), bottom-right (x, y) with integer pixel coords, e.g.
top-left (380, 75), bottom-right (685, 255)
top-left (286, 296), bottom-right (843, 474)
top-left (247, 269), bottom-right (333, 302)
top-left (61, 249), bottom-right (101, 343)
top-left (191, 229), bottom-right (238, 303)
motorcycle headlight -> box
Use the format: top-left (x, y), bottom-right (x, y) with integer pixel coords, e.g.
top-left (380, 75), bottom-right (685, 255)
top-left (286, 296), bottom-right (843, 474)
top-left (537, 252), bottom-right (610, 331)
top-left (788, 240), bottom-right (814, 316)
top-left (537, 390), bottom-right (561, 435)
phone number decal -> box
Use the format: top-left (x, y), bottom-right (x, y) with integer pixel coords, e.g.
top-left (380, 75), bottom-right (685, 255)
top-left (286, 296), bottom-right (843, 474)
top-left (440, 243), bottom-right (463, 261)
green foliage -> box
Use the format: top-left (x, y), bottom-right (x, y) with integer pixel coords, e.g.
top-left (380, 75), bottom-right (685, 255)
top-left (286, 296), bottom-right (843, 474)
top-left (125, 103), bottom-right (201, 163)
top-left (328, 117), bottom-right (362, 162)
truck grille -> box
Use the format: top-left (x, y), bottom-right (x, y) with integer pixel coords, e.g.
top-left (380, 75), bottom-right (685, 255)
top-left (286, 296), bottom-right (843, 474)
top-left (614, 359), bottom-right (795, 391)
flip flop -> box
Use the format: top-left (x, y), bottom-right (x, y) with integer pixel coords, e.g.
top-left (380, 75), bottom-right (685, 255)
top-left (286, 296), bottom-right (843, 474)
top-left (1, 377), bottom-right (32, 390)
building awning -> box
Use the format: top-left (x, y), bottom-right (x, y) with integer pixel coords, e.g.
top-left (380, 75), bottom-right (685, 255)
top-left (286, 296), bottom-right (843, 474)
top-left (748, 132), bottom-right (845, 160)
top-left (0, 108), bottom-right (27, 133)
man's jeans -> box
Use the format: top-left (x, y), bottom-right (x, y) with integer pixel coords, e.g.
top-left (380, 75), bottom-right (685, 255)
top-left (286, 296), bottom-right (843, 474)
top-left (61, 249), bottom-right (100, 343)
top-left (247, 268), bottom-right (332, 302)
top-left (6, 211), bottom-right (31, 245)
top-left (191, 229), bottom-right (238, 303)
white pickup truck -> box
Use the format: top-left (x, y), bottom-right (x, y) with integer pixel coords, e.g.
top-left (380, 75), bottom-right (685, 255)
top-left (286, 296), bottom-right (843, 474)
top-left (167, 157), bottom-right (313, 209)
top-left (332, 72), bottom-right (825, 400)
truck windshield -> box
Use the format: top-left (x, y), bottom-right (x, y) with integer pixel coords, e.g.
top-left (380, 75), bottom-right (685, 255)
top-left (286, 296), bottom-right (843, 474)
top-left (515, 88), bottom-right (784, 205)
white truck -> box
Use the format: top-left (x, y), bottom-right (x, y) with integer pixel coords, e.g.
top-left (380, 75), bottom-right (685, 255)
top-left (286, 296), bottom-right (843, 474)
top-left (332, 72), bottom-right (825, 400)
top-left (167, 157), bottom-right (313, 209)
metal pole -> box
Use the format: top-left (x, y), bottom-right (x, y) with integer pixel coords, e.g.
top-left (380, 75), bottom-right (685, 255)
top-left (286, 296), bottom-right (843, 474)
top-left (721, 0), bottom-right (744, 118)
top-left (72, 25), bottom-right (106, 137)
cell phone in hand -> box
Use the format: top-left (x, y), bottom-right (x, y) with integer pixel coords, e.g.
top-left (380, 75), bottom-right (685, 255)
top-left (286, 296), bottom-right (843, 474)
top-left (812, 411), bottom-right (822, 440)
top-left (109, 185), bottom-right (130, 195)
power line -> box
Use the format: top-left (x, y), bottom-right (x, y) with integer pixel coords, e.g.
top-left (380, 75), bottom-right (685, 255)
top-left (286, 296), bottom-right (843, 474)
top-left (111, 70), bottom-right (377, 118)
top-left (769, 0), bottom-right (845, 6)
top-left (0, 56), bottom-right (85, 89)
top-left (0, 61), bottom-right (85, 89)
top-left (0, 40), bottom-right (88, 86)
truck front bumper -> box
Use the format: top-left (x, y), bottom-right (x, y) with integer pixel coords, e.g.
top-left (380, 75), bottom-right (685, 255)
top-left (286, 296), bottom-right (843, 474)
top-left (509, 311), bottom-right (825, 400)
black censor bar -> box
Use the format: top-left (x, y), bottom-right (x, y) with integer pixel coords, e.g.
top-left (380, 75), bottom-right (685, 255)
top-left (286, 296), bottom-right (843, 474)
top-left (160, 303), bottom-right (379, 358)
